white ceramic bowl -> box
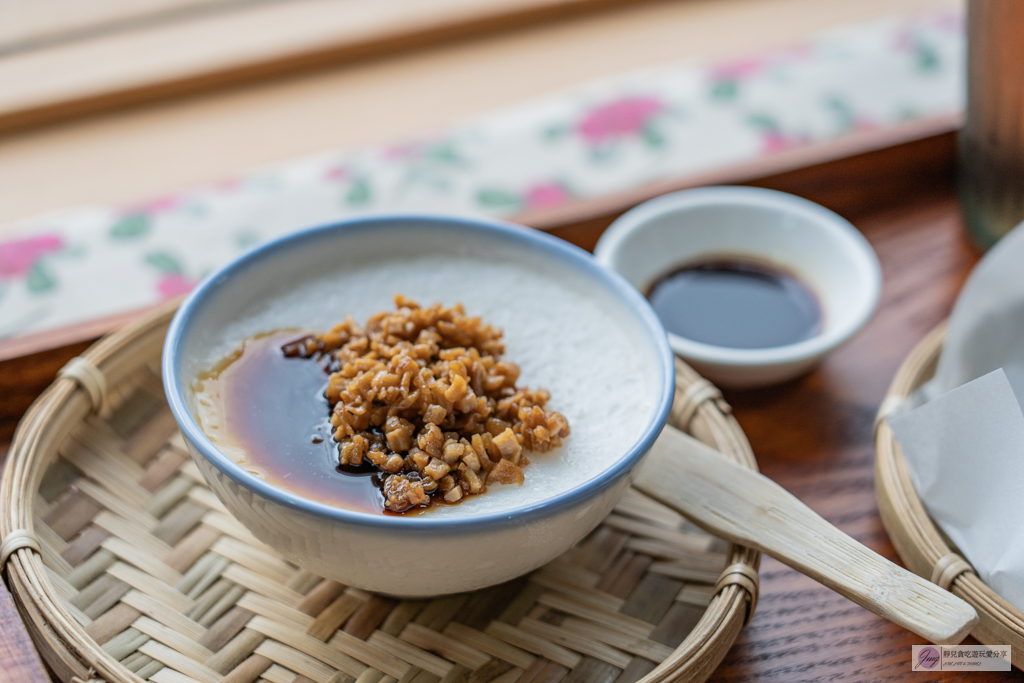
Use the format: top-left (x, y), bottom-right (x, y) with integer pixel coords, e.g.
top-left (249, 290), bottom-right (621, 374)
top-left (594, 187), bottom-right (881, 389)
top-left (163, 215), bottom-right (674, 597)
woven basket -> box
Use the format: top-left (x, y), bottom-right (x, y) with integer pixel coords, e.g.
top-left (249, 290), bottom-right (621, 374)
top-left (875, 322), bottom-right (1024, 668)
top-left (2, 302), bottom-right (760, 683)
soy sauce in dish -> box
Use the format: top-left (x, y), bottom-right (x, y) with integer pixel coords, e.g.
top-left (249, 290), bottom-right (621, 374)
top-left (646, 258), bottom-right (821, 349)
top-left (196, 331), bottom-right (387, 514)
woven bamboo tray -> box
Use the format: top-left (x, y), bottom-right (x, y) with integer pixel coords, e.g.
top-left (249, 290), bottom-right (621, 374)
top-left (2, 302), bottom-right (760, 683)
top-left (875, 322), bottom-right (1024, 668)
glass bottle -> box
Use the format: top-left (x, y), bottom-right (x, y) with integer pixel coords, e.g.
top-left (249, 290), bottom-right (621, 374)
top-left (960, 0), bottom-right (1024, 249)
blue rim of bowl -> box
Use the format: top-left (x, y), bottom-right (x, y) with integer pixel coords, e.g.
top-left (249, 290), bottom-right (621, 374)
top-left (593, 186), bottom-right (882, 365)
top-left (163, 214), bottom-right (675, 532)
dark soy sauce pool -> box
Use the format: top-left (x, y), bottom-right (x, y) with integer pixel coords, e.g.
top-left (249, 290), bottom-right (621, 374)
top-left (646, 258), bottom-right (821, 349)
top-left (207, 331), bottom-right (385, 513)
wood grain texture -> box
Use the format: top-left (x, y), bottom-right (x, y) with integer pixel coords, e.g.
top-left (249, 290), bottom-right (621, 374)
top-left (0, 0), bottom-right (960, 227)
top-left (0, 579), bottom-right (48, 683)
top-left (6, 133), bottom-right (1024, 680)
top-left (636, 426), bottom-right (977, 645)
top-left (0, 130), bottom-right (959, 442)
top-left (0, 303), bottom-right (169, 443)
top-left (0, 0), bottom-right (674, 134)
top-left (0, 0), bottom-right (259, 51)
top-left (519, 115), bottom-right (961, 232)
top-left (708, 192), bottom-right (1024, 681)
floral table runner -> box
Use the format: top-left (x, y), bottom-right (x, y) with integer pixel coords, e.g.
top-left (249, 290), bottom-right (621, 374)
top-left (0, 13), bottom-right (962, 339)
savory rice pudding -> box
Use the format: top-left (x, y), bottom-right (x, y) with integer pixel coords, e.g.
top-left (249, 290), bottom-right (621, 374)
top-left (191, 253), bottom-right (659, 518)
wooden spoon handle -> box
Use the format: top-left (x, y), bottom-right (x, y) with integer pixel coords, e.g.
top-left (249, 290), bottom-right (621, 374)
top-left (634, 425), bottom-right (978, 644)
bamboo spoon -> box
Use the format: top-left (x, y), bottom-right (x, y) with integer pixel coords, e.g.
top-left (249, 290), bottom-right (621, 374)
top-left (635, 424), bottom-right (979, 644)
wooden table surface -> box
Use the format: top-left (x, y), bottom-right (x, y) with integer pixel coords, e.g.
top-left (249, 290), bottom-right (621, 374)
top-left (709, 190), bottom-right (1001, 682)
top-left (3, 133), bottom-right (1023, 681)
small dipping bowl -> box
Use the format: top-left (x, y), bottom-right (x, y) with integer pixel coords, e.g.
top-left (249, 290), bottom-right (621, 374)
top-left (594, 187), bottom-right (881, 389)
top-left (163, 215), bottom-right (674, 596)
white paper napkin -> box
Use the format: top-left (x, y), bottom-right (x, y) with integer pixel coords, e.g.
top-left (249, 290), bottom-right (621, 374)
top-left (888, 369), bottom-right (1024, 611)
top-left (923, 223), bottom-right (1024, 404)
top-left (887, 221), bottom-right (1024, 612)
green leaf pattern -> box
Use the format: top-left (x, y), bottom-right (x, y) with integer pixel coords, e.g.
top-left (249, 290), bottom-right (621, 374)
top-left (0, 13), bottom-right (963, 337)
top-left (109, 214), bottom-right (151, 240)
top-left (26, 261), bottom-right (56, 293)
top-left (145, 251), bottom-right (184, 275)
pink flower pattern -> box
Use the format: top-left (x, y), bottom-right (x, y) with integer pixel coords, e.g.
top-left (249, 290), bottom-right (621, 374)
top-left (524, 182), bottom-right (571, 209)
top-left (0, 14), bottom-right (963, 337)
top-left (710, 46), bottom-right (811, 81)
top-left (383, 141), bottom-right (428, 160)
top-left (577, 97), bottom-right (664, 145)
top-left (760, 130), bottom-right (811, 154)
top-left (381, 134), bottom-right (453, 161)
top-left (0, 234), bottom-right (64, 279)
top-left (156, 273), bottom-right (198, 300)
top-left (711, 57), bottom-right (771, 82)
top-left (126, 194), bottom-right (181, 215)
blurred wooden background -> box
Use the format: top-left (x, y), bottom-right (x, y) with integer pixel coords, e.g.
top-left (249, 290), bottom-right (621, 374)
top-left (0, 0), bottom-right (959, 230)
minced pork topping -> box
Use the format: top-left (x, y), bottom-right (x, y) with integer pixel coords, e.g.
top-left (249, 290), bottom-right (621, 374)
top-left (283, 295), bottom-right (570, 512)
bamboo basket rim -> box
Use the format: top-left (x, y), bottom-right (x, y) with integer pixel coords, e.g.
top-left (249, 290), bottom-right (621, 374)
top-left (875, 321), bottom-right (1024, 666)
top-left (2, 300), bottom-right (761, 683)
